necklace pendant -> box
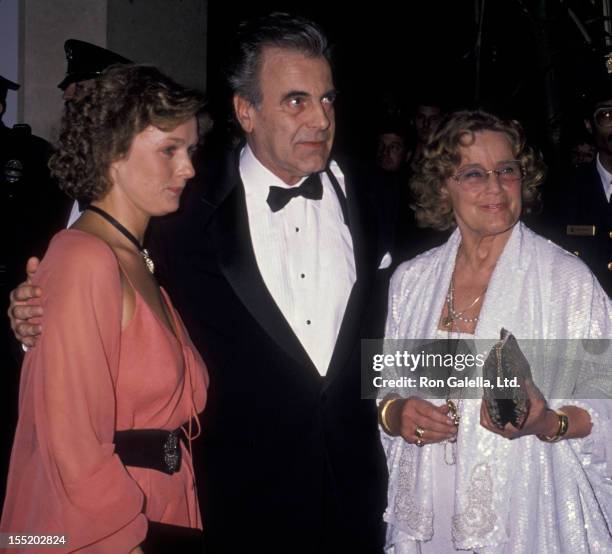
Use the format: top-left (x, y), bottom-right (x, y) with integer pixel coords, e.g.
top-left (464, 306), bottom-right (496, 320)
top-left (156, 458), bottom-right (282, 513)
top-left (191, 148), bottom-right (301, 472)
top-left (141, 248), bottom-right (155, 274)
top-left (444, 440), bottom-right (456, 466)
top-left (446, 399), bottom-right (461, 427)
top-left (443, 316), bottom-right (454, 328)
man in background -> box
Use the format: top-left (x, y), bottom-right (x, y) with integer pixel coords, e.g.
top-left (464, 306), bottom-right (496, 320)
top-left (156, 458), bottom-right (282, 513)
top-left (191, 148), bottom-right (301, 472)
top-left (0, 74), bottom-right (66, 504)
top-left (557, 73), bottom-right (612, 296)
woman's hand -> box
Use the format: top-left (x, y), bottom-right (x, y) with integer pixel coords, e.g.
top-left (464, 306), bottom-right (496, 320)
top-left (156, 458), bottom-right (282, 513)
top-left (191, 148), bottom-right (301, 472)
top-left (480, 378), bottom-right (558, 439)
top-left (386, 396), bottom-right (458, 445)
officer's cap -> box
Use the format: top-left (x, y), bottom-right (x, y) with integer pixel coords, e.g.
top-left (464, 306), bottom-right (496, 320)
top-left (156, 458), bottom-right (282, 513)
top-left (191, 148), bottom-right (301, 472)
top-left (574, 49), bottom-right (612, 114)
top-left (0, 75), bottom-right (20, 103)
top-left (57, 39), bottom-right (131, 90)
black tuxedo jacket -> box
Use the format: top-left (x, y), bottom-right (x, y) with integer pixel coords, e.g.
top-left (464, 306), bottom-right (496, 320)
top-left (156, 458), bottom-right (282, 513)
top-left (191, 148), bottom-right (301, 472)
top-left (148, 149), bottom-right (388, 553)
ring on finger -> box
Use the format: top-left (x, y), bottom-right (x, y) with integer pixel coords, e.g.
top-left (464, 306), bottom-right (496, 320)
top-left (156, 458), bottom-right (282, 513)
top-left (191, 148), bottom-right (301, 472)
top-left (415, 438), bottom-right (424, 447)
top-left (415, 425), bottom-right (425, 439)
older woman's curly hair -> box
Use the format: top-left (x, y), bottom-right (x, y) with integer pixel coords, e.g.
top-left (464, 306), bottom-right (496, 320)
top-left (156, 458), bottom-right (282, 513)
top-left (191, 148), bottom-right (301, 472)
top-left (50, 64), bottom-right (209, 202)
top-left (410, 109), bottom-right (546, 231)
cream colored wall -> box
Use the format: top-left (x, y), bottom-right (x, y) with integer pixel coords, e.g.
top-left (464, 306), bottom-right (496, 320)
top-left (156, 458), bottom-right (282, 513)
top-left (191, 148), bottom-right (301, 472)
top-left (0, 0), bottom-right (20, 128)
top-left (21, 0), bottom-right (107, 141)
top-left (107, 0), bottom-right (207, 91)
top-left (19, 0), bottom-right (207, 142)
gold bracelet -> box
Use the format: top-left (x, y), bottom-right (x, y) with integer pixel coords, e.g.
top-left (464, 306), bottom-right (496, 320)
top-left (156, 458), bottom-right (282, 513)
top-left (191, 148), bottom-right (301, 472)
top-left (379, 396), bottom-right (402, 436)
top-left (537, 409), bottom-right (569, 443)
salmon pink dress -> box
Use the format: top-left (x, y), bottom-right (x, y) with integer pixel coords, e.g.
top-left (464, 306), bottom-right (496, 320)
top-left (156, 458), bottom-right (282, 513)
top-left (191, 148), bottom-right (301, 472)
top-left (1, 230), bottom-right (208, 552)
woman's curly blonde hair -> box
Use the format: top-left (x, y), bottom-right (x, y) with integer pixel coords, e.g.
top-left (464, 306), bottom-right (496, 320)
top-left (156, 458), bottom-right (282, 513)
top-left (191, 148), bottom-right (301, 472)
top-left (50, 64), bottom-right (209, 202)
top-left (410, 109), bottom-right (546, 231)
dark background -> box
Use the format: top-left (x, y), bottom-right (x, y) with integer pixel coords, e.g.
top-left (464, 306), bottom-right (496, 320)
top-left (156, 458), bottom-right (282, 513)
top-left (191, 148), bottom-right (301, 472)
top-left (206, 0), bottom-right (611, 164)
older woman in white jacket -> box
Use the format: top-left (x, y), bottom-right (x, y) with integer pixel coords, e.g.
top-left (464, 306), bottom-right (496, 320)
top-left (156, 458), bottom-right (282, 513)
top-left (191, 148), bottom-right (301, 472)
top-left (379, 110), bottom-right (612, 553)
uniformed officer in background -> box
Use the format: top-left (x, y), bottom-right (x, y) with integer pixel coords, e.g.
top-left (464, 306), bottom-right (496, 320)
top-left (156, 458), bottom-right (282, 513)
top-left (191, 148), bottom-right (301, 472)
top-left (1, 40), bottom-right (131, 505)
top-left (0, 73), bottom-right (67, 504)
top-left (559, 57), bottom-right (612, 298)
top-left (0, 74), bottom-right (64, 339)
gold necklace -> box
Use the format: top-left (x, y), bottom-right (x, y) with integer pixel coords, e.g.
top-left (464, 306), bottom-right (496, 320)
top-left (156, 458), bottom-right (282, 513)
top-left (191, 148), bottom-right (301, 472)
top-left (443, 322), bottom-right (462, 466)
top-left (442, 280), bottom-right (476, 465)
top-left (444, 399), bottom-right (461, 465)
top-left (443, 278), bottom-right (486, 329)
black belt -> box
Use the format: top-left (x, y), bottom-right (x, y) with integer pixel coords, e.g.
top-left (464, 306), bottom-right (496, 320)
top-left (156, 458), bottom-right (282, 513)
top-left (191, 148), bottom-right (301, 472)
top-left (143, 521), bottom-right (203, 553)
top-left (114, 427), bottom-right (183, 475)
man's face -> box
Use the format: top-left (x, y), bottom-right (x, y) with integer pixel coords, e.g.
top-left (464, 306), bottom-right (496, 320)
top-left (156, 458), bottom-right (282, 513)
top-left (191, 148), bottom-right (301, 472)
top-left (234, 47), bottom-right (336, 185)
top-left (62, 79), bottom-right (94, 102)
top-left (62, 82), bottom-right (78, 101)
top-left (571, 142), bottom-right (596, 166)
top-left (376, 133), bottom-right (406, 172)
top-left (587, 99), bottom-right (612, 156)
top-left (414, 104), bottom-right (441, 144)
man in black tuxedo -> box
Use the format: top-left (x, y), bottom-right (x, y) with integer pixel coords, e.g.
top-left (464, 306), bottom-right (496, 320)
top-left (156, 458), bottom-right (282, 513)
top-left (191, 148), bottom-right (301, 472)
top-left (9, 13), bottom-right (388, 554)
top-left (149, 14), bottom-right (388, 552)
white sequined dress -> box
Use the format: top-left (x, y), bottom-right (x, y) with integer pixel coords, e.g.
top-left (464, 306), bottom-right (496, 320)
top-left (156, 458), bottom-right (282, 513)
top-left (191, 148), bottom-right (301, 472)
top-left (382, 222), bottom-right (612, 553)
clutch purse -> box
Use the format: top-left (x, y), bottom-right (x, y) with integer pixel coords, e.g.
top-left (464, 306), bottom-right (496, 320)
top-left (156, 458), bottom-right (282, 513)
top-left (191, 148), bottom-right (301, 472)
top-left (483, 328), bottom-right (532, 429)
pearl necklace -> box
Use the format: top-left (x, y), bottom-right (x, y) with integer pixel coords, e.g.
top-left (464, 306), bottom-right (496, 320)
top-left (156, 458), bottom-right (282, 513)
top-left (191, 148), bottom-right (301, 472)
top-left (442, 274), bottom-right (486, 464)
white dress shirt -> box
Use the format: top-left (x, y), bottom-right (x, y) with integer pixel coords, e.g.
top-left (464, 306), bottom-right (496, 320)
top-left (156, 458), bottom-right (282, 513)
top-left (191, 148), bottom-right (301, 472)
top-left (595, 153), bottom-right (612, 202)
top-left (67, 200), bottom-right (81, 227)
top-left (241, 145), bottom-right (356, 375)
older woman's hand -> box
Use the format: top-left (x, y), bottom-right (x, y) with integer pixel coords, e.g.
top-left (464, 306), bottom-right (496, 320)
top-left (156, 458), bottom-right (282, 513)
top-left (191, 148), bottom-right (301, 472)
top-left (479, 379), bottom-right (558, 439)
top-left (386, 396), bottom-right (458, 445)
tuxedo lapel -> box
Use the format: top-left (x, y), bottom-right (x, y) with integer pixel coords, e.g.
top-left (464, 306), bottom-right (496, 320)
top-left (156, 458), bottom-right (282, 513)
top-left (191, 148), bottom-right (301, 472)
top-left (206, 153), bottom-right (317, 373)
top-left (324, 165), bottom-right (375, 384)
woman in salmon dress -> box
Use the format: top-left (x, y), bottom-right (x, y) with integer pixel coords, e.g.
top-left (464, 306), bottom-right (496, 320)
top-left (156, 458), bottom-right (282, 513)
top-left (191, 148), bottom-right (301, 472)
top-left (1, 65), bottom-right (209, 553)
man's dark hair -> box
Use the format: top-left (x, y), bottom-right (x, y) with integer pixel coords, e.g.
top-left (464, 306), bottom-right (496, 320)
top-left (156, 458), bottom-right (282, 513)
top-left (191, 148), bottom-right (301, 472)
top-left (376, 118), bottom-right (411, 144)
top-left (226, 12), bottom-right (331, 106)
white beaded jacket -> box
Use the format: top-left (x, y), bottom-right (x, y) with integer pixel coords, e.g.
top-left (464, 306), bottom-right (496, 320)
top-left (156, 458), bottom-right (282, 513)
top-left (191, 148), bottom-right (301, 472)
top-left (382, 222), bottom-right (612, 553)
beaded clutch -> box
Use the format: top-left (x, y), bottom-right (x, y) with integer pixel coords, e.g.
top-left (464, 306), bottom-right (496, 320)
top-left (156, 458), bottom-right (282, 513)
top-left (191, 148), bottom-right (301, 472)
top-left (483, 328), bottom-right (532, 429)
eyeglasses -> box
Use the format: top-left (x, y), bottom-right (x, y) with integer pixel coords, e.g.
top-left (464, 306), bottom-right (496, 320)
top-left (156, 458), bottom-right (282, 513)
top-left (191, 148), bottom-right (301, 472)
top-left (451, 161), bottom-right (523, 191)
top-left (594, 106), bottom-right (612, 128)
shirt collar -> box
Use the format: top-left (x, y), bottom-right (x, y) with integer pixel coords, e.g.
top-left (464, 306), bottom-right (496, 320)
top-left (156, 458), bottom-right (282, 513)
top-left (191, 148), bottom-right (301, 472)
top-left (595, 154), bottom-right (612, 202)
top-left (239, 144), bottom-right (308, 203)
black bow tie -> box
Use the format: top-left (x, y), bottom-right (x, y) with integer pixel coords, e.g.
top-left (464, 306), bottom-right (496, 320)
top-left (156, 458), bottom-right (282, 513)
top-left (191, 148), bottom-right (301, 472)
top-left (266, 173), bottom-right (323, 212)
